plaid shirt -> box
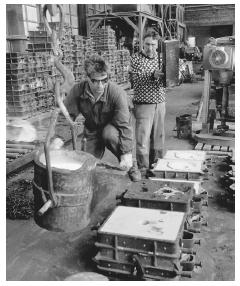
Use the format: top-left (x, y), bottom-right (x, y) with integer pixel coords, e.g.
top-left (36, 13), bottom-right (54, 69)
top-left (130, 51), bottom-right (166, 104)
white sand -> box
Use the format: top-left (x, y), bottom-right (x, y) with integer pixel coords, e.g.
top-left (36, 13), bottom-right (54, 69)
top-left (39, 150), bottom-right (83, 170)
top-left (153, 159), bottom-right (203, 173)
top-left (99, 206), bottom-right (185, 241)
top-left (164, 150), bottom-right (206, 161)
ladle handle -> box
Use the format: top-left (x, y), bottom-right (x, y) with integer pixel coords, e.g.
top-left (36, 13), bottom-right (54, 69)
top-left (37, 200), bottom-right (53, 216)
top-left (42, 5), bottom-right (76, 150)
top-left (43, 105), bottom-right (77, 209)
top-left (42, 4), bottom-right (64, 38)
top-left (44, 108), bottom-right (60, 207)
top-left (55, 80), bottom-right (77, 150)
top-left (42, 4), bottom-right (64, 56)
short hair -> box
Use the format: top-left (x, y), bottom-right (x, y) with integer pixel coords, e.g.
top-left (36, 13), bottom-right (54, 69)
top-left (84, 54), bottom-right (109, 76)
top-left (143, 30), bottom-right (160, 41)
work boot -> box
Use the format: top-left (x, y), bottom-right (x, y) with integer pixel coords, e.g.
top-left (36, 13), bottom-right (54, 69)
top-left (146, 169), bottom-right (156, 178)
top-left (138, 167), bottom-right (149, 179)
top-left (149, 148), bottom-right (166, 167)
top-left (128, 162), bottom-right (141, 182)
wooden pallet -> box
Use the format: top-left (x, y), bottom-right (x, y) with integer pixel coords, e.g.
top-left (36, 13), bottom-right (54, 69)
top-left (6, 150), bottom-right (36, 175)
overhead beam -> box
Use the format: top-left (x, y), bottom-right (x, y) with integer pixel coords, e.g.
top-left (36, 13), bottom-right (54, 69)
top-left (139, 11), bottom-right (163, 23)
top-left (142, 16), bottom-right (147, 32)
top-left (122, 16), bottom-right (139, 33)
top-left (158, 22), bottom-right (164, 37)
top-left (89, 20), bottom-right (95, 31)
top-left (138, 15), bottom-right (143, 49)
top-left (89, 18), bottom-right (103, 32)
top-left (87, 11), bottom-right (164, 25)
top-left (88, 12), bottom-right (136, 19)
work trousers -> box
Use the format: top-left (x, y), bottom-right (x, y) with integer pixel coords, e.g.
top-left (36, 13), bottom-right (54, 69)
top-left (134, 102), bottom-right (166, 169)
top-left (82, 124), bottom-right (121, 161)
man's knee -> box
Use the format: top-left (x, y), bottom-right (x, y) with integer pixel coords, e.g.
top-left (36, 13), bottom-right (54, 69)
top-left (102, 124), bottom-right (119, 145)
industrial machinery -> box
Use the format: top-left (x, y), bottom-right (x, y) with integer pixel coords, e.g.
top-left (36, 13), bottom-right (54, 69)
top-left (203, 37), bottom-right (234, 70)
top-left (202, 36), bottom-right (235, 133)
top-left (185, 46), bottom-right (202, 62)
top-left (163, 39), bottom-right (180, 87)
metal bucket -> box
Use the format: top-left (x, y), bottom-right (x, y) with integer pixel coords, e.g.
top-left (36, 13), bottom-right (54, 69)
top-left (176, 114), bottom-right (192, 139)
top-left (33, 149), bottom-right (97, 232)
top-left (32, 109), bottom-right (129, 232)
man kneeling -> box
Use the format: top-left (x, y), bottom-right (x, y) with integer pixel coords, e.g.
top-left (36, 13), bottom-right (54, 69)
top-left (52, 54), bottom-right (133, 170)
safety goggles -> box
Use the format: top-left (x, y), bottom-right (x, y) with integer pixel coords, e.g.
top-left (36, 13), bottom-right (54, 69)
top-left (90, 77), bottom-right (108, 85)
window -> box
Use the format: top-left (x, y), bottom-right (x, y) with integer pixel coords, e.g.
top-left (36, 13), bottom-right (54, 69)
top-left (42, 4), bottom-right (79, 35)
top-left (63, 4), bottom-right (78, 35)
top-left (22, 4), bottom-right (41, 35)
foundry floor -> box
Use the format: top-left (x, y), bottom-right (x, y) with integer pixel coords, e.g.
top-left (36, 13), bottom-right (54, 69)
top-left (6, 82), bottom-right (235, 281)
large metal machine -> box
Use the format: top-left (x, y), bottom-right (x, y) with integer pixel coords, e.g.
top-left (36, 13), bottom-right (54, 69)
top-left (203, 36), bottom-right (235, 71)
top-left (202, 36), bottom-right (235, 133)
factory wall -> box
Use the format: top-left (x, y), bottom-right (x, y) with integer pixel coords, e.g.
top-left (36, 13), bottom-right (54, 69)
top-left (184, 5), bottom-right (234, 27)
top-left (184, 4), bottom-right (234, 50)
top-left (187, 25), bottom-right (234, 50)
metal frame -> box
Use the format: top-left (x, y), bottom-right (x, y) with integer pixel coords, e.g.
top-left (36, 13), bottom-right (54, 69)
top-left (87, 11), bottom-right (164, 50)
top-left (163, 4), bottom-right (186, 40)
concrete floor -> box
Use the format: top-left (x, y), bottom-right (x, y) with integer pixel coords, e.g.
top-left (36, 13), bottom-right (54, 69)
top-left (6, 82), bottom-right (235, 281)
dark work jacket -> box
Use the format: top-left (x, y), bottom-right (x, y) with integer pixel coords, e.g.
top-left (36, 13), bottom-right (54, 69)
top-left (59, 80), bottom-right (133, 155)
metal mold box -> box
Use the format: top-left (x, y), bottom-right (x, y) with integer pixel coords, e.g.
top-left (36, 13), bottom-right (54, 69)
top-left (95, 206), bottom-right (188, 279)
top-left (163, 150), bottom-right (206, 161)
top-left (97, 206), bottom-right (186, 255)
top-left (149, 178), bottom-right (202, 195)
top-left (94, 254), bottom-right (187, 280)
top-left (94, 248), bottom-right (181, 272)
top-left (151, 159), bottom-right (204, 180)
top-left (121, 179), bottom-right (193, 213)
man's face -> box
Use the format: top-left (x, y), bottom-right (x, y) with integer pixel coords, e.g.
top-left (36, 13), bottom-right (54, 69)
top-left (88, 72), bottom-right (108, 96)
top-left (143, 37), bottom-right (158, 58)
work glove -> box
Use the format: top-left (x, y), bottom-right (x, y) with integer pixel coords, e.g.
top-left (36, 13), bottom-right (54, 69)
top-left (128, 161), bottom-right (141, 182)
top-left (153, 69), bottom-right (165, 80)
top-left (119, 153), bottom-right (133, 170)
top-left (50, 138), bottom-right (64, 150)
